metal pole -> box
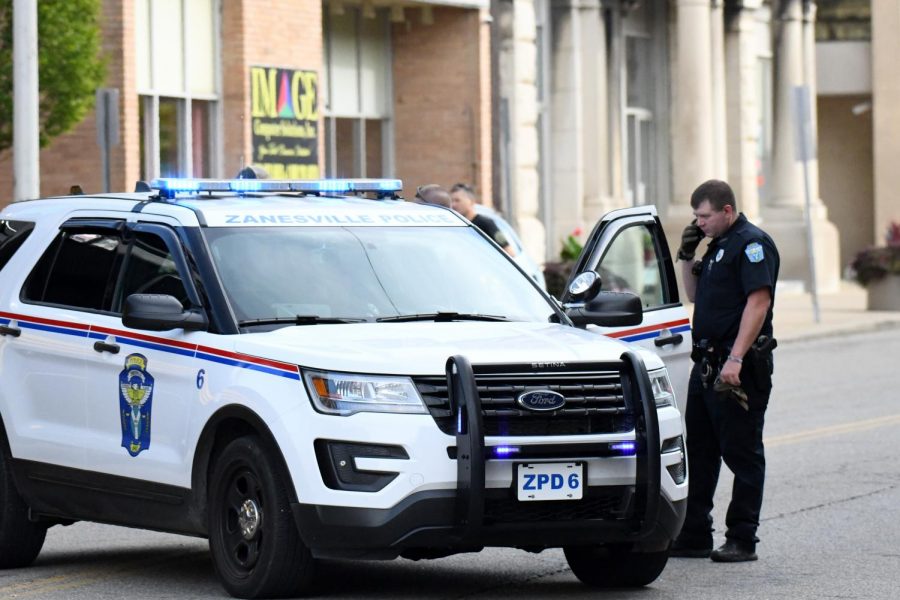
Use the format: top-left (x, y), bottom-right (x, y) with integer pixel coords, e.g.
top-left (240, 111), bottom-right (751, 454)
top-left (792, 84), bottom-right (820, 323)
top-left (13, 0), bottom-right (40, 201)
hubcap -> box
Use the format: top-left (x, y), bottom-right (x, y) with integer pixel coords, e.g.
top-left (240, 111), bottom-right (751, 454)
top-left (238, 498), bottom-right (261, 540)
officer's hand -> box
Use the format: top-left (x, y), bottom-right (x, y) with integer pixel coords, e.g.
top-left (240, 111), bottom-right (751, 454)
top-left (720, 360), bottom-right (741, 387)
top-left (677, 220), bottom-right (703, 261)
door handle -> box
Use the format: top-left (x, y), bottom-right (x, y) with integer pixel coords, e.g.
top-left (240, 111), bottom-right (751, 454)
top-left (93, 340), bottom-right (120, 354)
top-left (654, 333), bottom-right (683, 347)
top-left (0, 324), bottom-right (21, 337)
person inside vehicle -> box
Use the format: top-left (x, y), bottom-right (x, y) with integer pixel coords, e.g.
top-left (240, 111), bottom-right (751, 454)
top-left (449, 183), bottom-right (516, 257)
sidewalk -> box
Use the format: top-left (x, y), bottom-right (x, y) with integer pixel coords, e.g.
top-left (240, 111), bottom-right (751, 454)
top-left (685, 281), bottom-right (900, 344)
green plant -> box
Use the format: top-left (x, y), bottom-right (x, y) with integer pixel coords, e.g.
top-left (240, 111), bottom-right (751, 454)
top-left (559, 227), bottom-right (584, 261)
top-left (850, 222), bottom-right (900, 286)
top-left (0, 0), bottom-right (106, 152)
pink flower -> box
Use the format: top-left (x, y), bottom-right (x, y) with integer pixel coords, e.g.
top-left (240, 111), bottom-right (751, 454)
top-left (572, 227), bottom-right (583, 237)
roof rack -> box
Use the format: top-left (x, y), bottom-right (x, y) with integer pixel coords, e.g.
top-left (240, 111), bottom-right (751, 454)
top-left (149, 178), bottom-right (403, 200)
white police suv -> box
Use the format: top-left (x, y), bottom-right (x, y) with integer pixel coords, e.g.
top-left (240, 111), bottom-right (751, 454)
top-left (0, 178), bottom-right (690, 598)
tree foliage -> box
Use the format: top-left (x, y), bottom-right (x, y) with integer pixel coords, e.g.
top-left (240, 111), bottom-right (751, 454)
top-left (0, 0), bottom-right (106, 153)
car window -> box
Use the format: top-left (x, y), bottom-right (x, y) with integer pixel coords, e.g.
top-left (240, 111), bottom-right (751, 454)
top-left (597, 224), bottom-right (665, 309)
top-left (0, 220), bottom-right (35, 273)
top-left (119, 231), bottom-right (189, 309)
top-left (204, 226), bottom-right (556, 323)
top-left (23, 229), bottom-right (124, 312)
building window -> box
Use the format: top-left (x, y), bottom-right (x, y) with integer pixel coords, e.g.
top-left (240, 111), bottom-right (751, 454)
top-left (323, 5), bottom-right (394, 178)
top-left (135, 0), bottom-right (219, 180)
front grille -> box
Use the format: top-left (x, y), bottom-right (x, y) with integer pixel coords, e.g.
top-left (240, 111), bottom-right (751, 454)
top-left (413, 362), bottom-right (633, 436)
top-left (483, 487), bottom-right (631, 523)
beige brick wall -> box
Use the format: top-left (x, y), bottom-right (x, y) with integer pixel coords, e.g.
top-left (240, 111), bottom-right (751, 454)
top-left (392, 6), bottom-right (491, 203)
top-left (222, 0), bottom-right (323, 178)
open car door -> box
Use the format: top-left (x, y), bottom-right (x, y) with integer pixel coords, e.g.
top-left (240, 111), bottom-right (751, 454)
top-left (562, 206), bottom-right (692, 411)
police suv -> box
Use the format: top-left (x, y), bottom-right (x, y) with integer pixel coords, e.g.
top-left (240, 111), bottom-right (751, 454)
top-left (0, 178), bottom-right (691, 598)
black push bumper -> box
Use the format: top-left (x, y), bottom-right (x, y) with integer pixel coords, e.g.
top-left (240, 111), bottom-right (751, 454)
top-left (292, 352), bottom-right (686, 559)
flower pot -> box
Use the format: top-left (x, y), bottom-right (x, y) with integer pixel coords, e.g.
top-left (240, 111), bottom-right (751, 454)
top-left (867, 274), bottom-right (900, 311)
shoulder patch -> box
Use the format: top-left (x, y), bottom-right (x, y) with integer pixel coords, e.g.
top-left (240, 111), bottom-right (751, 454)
top-left (744, 242), bottom-right (764, 263)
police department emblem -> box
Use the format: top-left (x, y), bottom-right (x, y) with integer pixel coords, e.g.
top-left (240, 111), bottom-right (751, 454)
top-left (715, 249), bottom-right (725, 262)
top-left (119, 353), bottom-right (154, 457)
top-left (745, 242), bottom-right (765, 263)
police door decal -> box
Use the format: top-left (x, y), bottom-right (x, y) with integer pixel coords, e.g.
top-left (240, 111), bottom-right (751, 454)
top-left (119, 353), bottom-right (154, 456)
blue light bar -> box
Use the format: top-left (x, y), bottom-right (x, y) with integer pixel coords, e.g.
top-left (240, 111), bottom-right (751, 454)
top-left (150, 178), bottom-right (403, 198)
top-left (609, 441), bottom-right (637, 455)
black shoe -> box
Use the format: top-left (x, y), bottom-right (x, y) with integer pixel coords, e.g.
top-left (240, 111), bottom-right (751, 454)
top-left (669, 540), bottom-right (712, 558)
top-left (710, 539), bottom-right (758, 562)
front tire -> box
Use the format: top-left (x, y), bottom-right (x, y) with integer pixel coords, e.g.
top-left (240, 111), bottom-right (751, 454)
top-left (0, 438), bottom-right (47, 568)
top-left (564, 544), bottom-right (669, 588)
top-left (208, 435), bottom-right (314, 598)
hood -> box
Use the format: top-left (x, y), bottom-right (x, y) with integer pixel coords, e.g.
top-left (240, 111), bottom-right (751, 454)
top-left (233, 321), bottom-right (664, 375)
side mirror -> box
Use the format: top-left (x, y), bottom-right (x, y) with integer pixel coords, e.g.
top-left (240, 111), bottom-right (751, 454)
top-left (123, 294), bottom-right (208, 332)
top-left (565, 291), bottom-right (643, 327)
top-left (567, 271), bottom-right (603, 302)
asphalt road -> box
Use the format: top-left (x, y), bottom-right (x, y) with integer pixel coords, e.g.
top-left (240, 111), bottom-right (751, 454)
top-left (1, 327), bottom-right (898, 599)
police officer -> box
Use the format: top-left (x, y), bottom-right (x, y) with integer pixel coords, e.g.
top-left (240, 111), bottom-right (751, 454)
top-left (670, 179), bottom-right (779, 563)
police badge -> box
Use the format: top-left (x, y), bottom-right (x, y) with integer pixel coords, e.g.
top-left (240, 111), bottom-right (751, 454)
top-left (119, 353), bottom-right (154, 456)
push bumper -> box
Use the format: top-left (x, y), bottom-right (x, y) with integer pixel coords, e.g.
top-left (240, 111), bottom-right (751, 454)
top-left (292, 351), bottom-right (686, 559)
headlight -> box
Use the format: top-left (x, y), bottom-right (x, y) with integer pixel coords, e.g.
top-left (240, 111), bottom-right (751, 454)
top-left (303, 369), bottom-right (426, 416)
top-left (649, 369), bottom-right (676, 408)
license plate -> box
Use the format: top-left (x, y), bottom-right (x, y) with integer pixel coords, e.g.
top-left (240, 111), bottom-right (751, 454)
top-left (516, 462), bottom-right (583, 501)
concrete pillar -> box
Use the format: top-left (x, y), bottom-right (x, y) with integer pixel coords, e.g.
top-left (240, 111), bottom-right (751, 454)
top-left (670, 0), bottom-right (715, 217)
top-left (724, 1), bottom-right (762, 219)
top-left (766, 0), bottom-right (840, 292)
top-left (509, 0), bottom-right (546, 264)
top-left (871, 0), bottom-right (900, 241)
top-left (549, 2), bottom-right (584, 252)
top-left (13, 0), bottom-right (40, 201)
top-left (580, 1), bottom-right (612, 224)
top-left (710, 0), bottom-right (728, 179)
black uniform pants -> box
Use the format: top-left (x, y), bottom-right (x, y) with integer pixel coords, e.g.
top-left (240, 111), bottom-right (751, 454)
top-left (679, 361), bottom-right (769, 548)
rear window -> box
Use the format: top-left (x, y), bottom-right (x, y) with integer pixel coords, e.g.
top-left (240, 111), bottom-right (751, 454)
top-left (0, 220), bottom-right (35, 273)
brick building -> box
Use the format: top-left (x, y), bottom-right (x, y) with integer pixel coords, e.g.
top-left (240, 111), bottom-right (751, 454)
top-left (0, 0), bottom-right (492, 206)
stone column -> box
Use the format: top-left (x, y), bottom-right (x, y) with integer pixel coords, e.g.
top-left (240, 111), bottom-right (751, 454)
top-left (670, 0), bottom-right (715, 217)
top-left (549, 1), bottom-right (584, 252)
top-left (580, 0), bottom-right (612, 224)
top-left (871, 0), bottom-right (900, 241)
top-left (507, 0), bottom-right (546, 264)
top-left (724, 0), bottom-right (762, 219)
top-left (710, 0), bottom-right (728, 179)
top-left (766, 0), bottom-right (840, 292)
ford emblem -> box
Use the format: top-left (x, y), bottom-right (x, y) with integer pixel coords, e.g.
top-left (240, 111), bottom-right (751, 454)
top-left (517, 390), bottom-right (566, 412)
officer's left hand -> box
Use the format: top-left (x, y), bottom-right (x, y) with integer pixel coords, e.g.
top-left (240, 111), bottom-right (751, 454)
top-left (720, 360), bottom-right (741, 386)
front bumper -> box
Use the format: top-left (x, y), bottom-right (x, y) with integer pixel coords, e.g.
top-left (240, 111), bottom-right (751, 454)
top-left (292, 488), bottom-right (686, 559)
top-left (292, 351), bottom-right (686, 559)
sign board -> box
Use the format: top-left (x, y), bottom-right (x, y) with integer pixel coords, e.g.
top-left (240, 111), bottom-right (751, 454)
top-left (250, 66), bottom-right (320, 179)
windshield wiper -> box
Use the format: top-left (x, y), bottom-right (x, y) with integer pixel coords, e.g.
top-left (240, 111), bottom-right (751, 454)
top-left (376, 312), bottom-right (509, 323)
top-left (238, 315), bottom-right (368, 327)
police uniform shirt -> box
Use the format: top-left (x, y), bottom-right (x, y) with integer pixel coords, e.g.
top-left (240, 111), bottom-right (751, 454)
top-left (692, 213), bottom-right (780, 345)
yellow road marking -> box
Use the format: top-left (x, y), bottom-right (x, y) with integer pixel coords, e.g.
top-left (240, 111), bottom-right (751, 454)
top-left (765, 413), bottom-right (900, 448)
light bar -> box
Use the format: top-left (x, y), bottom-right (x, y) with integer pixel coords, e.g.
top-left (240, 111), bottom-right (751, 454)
top-left (150, 178), bottom-right (404, 198)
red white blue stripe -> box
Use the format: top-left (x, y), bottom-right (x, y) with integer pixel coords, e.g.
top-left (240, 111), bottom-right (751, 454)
top-left (0, 311), bottom-right (300, 380)
top-left (605, 318), bottom-right (692, 343)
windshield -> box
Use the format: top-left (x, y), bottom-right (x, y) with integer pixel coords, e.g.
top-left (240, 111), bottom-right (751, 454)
top-left (203, 226), bottom-right (557, 324)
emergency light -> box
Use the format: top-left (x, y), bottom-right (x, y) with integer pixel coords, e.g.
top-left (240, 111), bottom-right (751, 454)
top-left (150, 177), bottom-right (404, 199)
